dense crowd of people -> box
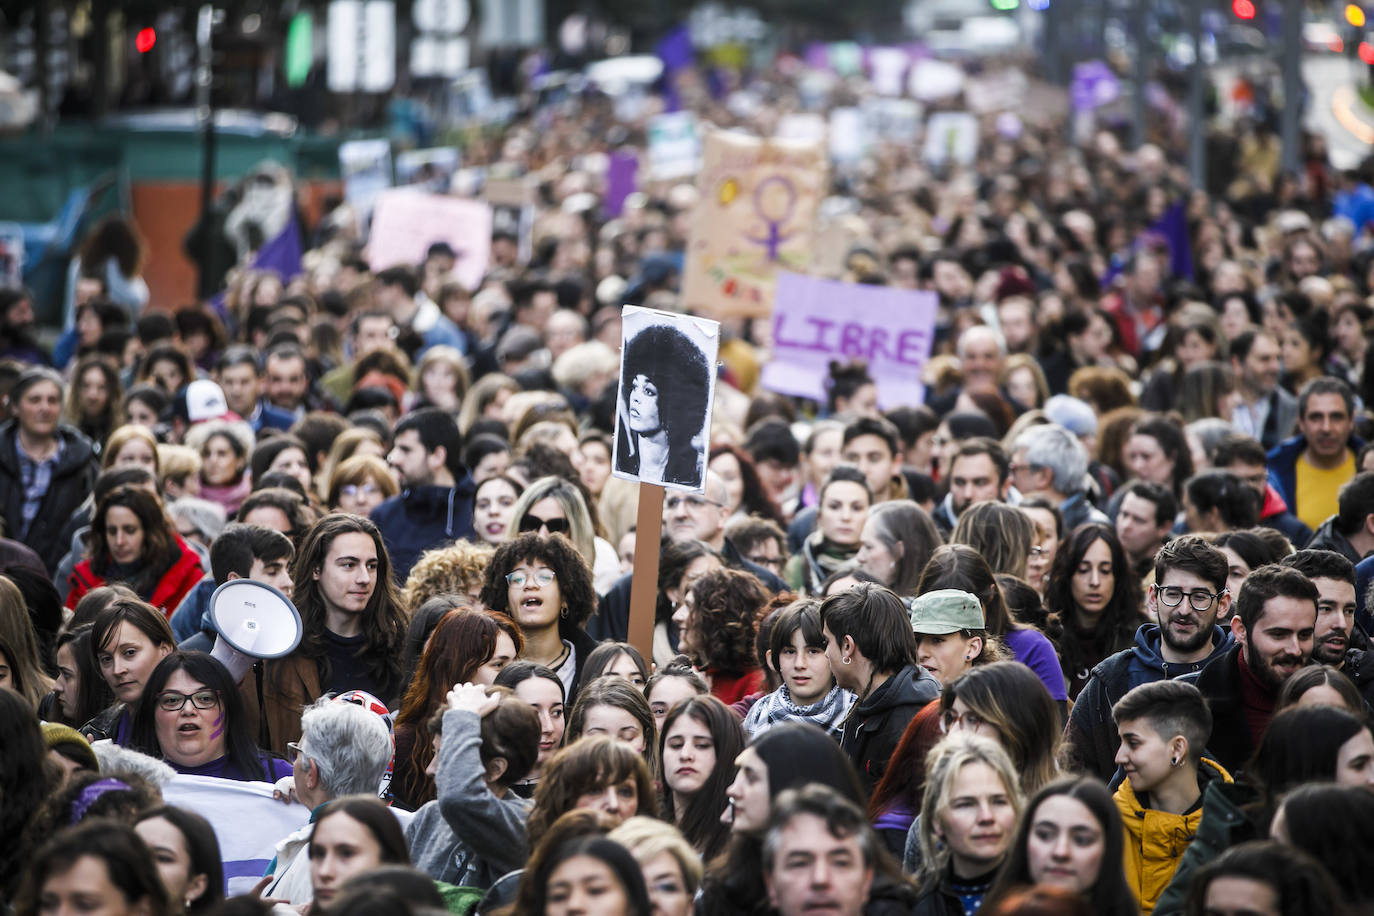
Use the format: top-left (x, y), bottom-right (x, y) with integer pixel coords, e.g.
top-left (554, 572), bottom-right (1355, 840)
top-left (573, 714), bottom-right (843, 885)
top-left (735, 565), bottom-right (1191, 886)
top-left (2, 42), bottom-right (1374, 916)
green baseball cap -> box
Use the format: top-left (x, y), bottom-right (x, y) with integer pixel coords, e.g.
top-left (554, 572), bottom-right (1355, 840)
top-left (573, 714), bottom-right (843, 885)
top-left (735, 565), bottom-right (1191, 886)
top-left (908, 589), bottom-right (985, 635)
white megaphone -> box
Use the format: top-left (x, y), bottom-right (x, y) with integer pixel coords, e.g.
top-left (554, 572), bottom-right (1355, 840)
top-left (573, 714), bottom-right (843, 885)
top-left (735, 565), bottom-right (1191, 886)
top-left (208, 579), bottom-right (303, 683)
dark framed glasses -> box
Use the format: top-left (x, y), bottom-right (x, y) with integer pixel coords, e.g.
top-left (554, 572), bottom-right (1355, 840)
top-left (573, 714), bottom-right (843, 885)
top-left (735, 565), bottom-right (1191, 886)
top-left (1156, 586), bottom-right (1225, 611)
top-left (519, 513), bottom-right (570, 535)
top-left (156, 689), bottom-right (221, 712)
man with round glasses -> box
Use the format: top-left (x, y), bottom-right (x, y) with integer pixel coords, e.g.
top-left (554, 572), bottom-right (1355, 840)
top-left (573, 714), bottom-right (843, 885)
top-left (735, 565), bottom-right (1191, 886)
top-left (1067, 536), bottom-right (1235, 780)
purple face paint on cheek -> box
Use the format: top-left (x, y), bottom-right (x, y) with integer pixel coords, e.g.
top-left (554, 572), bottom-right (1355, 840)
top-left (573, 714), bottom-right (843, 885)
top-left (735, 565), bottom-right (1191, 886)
top-left (210, 711), bottom-right (225, 741)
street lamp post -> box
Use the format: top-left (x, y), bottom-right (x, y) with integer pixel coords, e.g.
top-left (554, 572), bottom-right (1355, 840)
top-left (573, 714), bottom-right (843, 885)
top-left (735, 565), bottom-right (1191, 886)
top-left (196, 4), bottom-right (217, 299)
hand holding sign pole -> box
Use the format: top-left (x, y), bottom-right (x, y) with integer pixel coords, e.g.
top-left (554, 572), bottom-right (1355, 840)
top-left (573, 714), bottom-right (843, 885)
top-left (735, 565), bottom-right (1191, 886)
top-left (612, 306), bottom-right (720, 664)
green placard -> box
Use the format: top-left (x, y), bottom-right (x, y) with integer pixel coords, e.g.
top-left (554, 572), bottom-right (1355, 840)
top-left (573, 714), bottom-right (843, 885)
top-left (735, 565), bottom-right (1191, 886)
top-left (286, 11), bottom-right (313, 89)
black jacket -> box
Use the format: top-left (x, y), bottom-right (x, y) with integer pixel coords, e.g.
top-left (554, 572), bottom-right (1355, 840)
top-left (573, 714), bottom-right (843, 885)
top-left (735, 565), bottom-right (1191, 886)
top-left (0, 421), bottom-right (98, 572)
top-left (1305, 517), bottom-right (1366, 565)
top-left (841, 664), bottom-right (941, 793)
top-left (1067, 624), bottom-right (1233, 780)
top-left (1180, 645), bottom-right (1261, 777)
top-left (370, 478), bottom-right (476, 584)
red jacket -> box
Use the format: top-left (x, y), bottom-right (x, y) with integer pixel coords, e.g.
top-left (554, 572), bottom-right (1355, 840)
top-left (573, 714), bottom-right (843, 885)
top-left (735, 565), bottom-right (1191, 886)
top-left (66, 535), bottom-right (205, 618)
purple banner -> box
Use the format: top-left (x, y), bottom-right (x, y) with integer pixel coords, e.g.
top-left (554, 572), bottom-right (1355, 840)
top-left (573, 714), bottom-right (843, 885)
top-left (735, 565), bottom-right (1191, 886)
top-left (604, 151), bottom-right (638, 218)
top-left (760, 272), bottom-right (938, 408)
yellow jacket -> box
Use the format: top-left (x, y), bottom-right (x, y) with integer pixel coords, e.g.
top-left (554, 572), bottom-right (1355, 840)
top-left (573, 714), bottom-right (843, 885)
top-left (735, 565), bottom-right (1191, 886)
top-left (1114, 757), bottom-right (1233, 914)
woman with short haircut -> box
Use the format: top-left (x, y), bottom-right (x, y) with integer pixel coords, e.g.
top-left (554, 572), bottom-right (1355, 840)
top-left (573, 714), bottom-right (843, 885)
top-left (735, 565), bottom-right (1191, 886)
top-left (133, 805), bottom-right (225, 916)
top-left (130, 651), bottom-right (290, 781)
top-left (982, 777), bottom-right (1138, 916)
top-left (658, 695), bottom-right (745, 862)
top-left (566, 675), bottom-right (659, 778)
top-left (912, 734), bottom-right (1025, 916)
top-left (784, 465), bottom-right (871, 595)
top-left (820, 582), bottom-right (941, 793)
top-left (413, 344), bottom-right (471, 412)
top-left (14, 819), bottom-right (170, 916)
top-left (509, 474), bottom-right (620, 595)
top-left (527, 736), bottom-right (659, 849)
top-left (676, 568), bottom-right (770, 704)
top-left (186, 419), bottom-right (254, 516)
top-left (307, 795), bottom-right (412, 908)
top-left (609, 817), bottom-right (702, 916)
top-left (66, 355), bottom-right (125, 451)
top-left (919, 544), bottom-right (1069, 711)
top-left (66, 485), bottom-right (205, 616)
top-left (854, 499), bottom-right (943, 599)
top-left (84, 598), bottom-right (176, 743)
top-left (743, 599), bottom-right (853, 739)
top-left (1044, 523), bottom-right (1140, 700)
top-left (951, 501), bottom-right (1038, 581)
top-left (391, 609), bottom-right (523, 810)
top-left (479, 532), bottom-right (600, 702)
top-left (1155, 703), bottom-right (1374, 914)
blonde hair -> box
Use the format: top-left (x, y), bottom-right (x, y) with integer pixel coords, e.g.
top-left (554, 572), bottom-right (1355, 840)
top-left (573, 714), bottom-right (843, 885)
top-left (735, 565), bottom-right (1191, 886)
top-left (608, 816), bottom-right (704, 895)
top-left (102, 425), bottom-right (161, 474)
top-left (999, 354), bottom-right (1051, 409)
top-left (326, 454), bottom-right (399, 509)
top-left (156, 444), bottom-right (201, 489)
top-left (916, 732), bottom-right (1025, 888)
top-left (509, 475), bottom-right (597, 566)
top-left (402, 540), bottom-right (496, 612)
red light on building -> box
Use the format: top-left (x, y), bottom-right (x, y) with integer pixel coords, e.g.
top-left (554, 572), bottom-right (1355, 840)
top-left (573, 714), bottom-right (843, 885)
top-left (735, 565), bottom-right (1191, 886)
top-left (135, 28), bottom-right (157, 53)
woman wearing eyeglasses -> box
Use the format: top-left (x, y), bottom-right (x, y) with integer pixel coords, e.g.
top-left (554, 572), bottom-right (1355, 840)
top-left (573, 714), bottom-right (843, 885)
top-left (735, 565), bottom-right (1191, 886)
top-left (129, 651), bottom-right (291, 781)
top-left (479, 532), bottom-right (601, 703)
top-left (327, 454), bottom-right (399, 515)
top-left (509, 475), bottom-right (621, 595)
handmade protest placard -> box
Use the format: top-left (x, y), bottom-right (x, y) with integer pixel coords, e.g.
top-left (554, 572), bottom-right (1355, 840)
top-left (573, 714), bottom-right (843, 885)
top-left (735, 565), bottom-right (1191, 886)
top-left (681, 129), bottom-right (827, 320)
top-left (612, 305), bottom-right (720, 493)
top-left (760, 271), bottom-right (938, 407)
top-left (647, 111), bottom-right (702, 180)
top-left (366, 188), bottom-right (492, 289)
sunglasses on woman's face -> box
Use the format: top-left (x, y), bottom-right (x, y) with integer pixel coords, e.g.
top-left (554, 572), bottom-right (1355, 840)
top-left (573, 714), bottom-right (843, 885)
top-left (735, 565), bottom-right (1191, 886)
top-left (519, 513), bottom-right (570, 535)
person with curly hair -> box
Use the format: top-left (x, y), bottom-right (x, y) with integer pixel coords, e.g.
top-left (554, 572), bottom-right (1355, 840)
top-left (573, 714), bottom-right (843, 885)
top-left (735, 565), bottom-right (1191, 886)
top-left (614, 323), bottom-right (712, 487)
top-left (401, 540), bottom-right (495, 613)
top-left (675, 568), bottom-right (770, 704)
top-left (479, 531), bottom-right (600, 702)
top-left (390, 608), bottom-right (523, 810)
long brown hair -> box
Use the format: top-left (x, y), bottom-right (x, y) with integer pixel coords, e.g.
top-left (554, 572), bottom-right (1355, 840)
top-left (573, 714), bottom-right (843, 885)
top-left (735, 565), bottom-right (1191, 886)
top-left (394, 609), bottom-right (523, 803)
top-left (90, 486), bottom-right (181, 595)
top-left (288, 514), bottom-right (407, 694)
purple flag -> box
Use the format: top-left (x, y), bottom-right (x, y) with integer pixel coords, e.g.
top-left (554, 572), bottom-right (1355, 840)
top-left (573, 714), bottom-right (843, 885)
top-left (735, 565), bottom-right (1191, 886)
top-left (1152, 201), bottom-right (1194, 282)
top-left (604, 152), bottom-right (638, 218)
top-left (253, 210), bottom-right (303, 282)
top-left (656, 26), bottom-right (694, 73)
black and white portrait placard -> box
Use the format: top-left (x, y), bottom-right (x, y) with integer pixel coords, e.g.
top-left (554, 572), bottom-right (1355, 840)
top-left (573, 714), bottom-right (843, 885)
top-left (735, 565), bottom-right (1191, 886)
top-left (612, 306), bottom-right (719, 492)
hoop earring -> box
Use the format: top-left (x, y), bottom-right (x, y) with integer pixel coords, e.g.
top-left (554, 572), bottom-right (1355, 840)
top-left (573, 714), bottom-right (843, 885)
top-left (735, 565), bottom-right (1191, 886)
top-left (560, 605), bottom-right (569, 619)
top-left (842, 657), bottom-right (851, 665)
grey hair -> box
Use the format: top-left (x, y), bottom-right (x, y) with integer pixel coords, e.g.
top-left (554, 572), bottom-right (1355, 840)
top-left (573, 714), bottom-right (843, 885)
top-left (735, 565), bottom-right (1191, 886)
top-left (166, 497), bottom-right (228, 542)
top-left (1013, 423), bottom-right (1088, 496)
top-left (299, 698), bottom-right (393, 798)
top-left (1185, 418), bottom-right (1236, 466)
top-left (956, 325), bottom-right (1007, 359)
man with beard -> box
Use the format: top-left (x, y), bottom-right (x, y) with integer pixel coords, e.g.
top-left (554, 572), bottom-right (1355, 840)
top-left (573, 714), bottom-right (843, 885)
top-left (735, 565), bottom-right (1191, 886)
top-left (1066, 536), bottom-right (1234, 780)
top-left (1184, 565), bottom-right (1317, 774)
top-left (1277, 550), bottom-right (1374, 703)
top-left (1229, 329), bottom-right (1296, 450)
top-left (931, 438), bottom-right (1012, 535)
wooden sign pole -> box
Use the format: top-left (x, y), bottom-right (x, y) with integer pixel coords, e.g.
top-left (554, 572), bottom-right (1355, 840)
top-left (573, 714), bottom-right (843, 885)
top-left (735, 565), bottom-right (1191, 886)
top-left (626, 483), bottom-right (666, 667)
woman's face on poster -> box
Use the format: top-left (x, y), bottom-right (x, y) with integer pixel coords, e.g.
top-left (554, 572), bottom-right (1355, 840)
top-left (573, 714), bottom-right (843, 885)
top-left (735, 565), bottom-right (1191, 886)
top-left (628, 374), bottom-right (661, 434)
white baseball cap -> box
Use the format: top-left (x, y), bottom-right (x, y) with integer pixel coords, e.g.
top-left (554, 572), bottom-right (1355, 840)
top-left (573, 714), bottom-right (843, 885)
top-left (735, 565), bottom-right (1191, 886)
top-left (186, 379), bottom-right (230, 423)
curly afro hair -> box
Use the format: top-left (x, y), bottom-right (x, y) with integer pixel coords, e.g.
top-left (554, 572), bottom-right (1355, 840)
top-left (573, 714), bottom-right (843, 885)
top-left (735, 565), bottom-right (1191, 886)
top-left (479, 532), bottom-right (598, 629)
top-left (403, 540), bottom-right (496, 612)
top-left (619, 324), bottom-right (711, 449)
